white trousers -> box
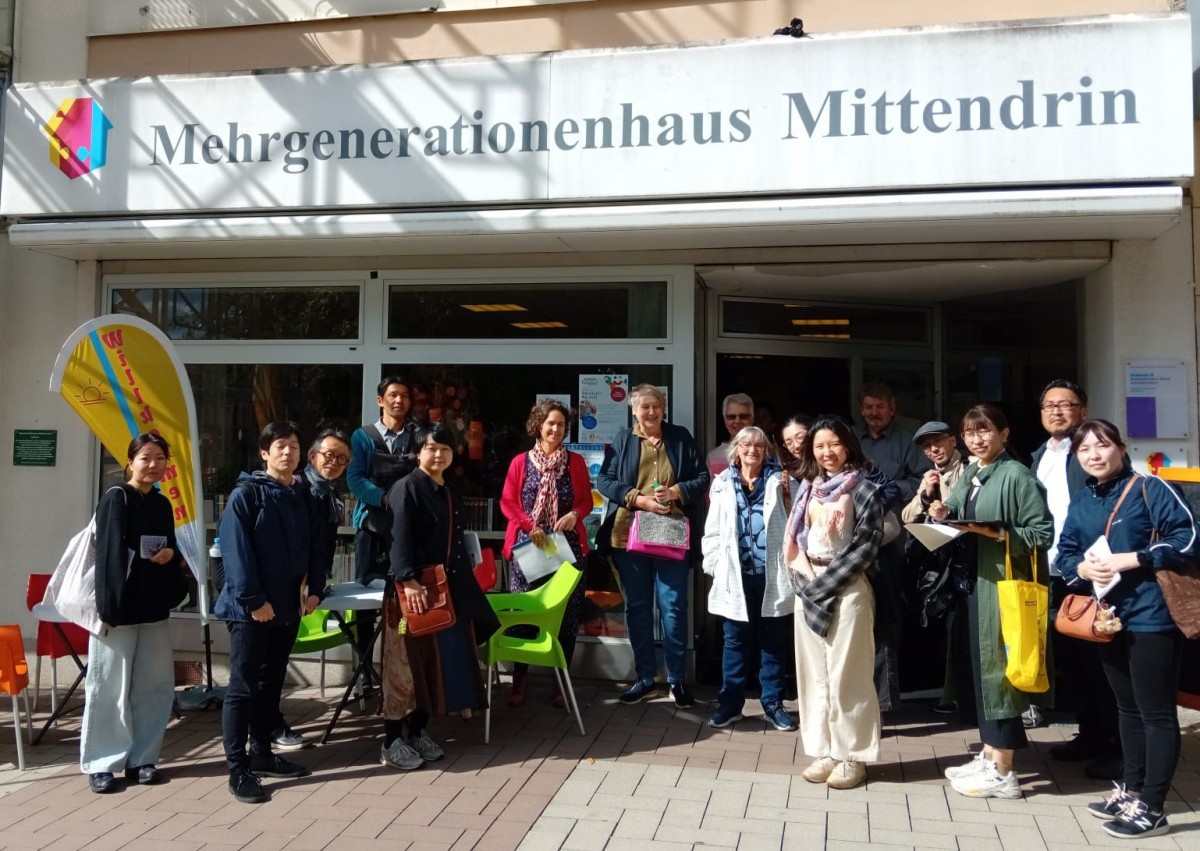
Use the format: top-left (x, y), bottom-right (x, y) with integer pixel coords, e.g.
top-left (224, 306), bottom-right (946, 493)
top-left (80, 620), bottom-right (175, 774)
top-left (794, 573), bottom-right (881, 763)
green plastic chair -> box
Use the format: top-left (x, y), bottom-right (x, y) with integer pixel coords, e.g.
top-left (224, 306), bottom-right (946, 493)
top-left (482, 562), bottom-right (584, 744)
top-left (292, 609), bottom-right (351, 696)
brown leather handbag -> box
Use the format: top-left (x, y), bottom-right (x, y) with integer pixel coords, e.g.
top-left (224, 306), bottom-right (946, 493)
top-left (1142, 478), bottom-right (1200, 639)
top-left (1054, 475), bottom-right (1139, 643)
top-left (1054, 593), bottom-right (1114, 643)
top-left (395, 490), bottom-right (458, 638)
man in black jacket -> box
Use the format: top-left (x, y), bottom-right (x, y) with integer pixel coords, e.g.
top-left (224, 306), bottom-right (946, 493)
top-left (216, 421), bottom-right (326, 804)
top-left (1031, 379), bottom-right (1121, 779)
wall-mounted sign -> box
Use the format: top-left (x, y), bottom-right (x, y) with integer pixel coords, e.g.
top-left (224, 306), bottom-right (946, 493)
top-left (1125, 360), bottom-right (1189, 439)
top-left (12, 429), bottom-right (57, 466)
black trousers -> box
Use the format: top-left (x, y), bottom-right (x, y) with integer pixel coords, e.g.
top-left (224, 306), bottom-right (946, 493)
top-left (222, 619), bottom-right (300, 773)
top-left (1100, 629), bottom-right (1183, 812)
top-left (1051, 578), bottom-right (1121, 749)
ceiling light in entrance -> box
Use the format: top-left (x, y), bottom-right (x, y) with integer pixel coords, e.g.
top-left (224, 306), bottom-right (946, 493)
top-left (511, 321), bottom-right (567, 329)
top-left (461, 303), bottom-right (526, 312)
top-left (796, 333), bottom-right (851, 340)
top-left (790, 318), bottom-right (850, 326)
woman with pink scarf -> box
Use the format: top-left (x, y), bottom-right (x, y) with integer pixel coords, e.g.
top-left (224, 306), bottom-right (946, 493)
top-left (784, 415), bottom-right (886, 791)
top-left (501, 399), bottom-right (593, 708)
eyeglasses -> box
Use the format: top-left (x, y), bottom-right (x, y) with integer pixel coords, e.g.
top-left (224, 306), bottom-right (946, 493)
top-left (317, 450), bottom-right (350, 465)
top-left (1041, 401), bottom-right (1081, 412)
top-left (961, 428), bottom-right (994, 441)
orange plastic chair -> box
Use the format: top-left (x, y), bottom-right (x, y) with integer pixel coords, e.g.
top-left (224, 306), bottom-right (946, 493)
top-left (0, 624), bottom-right (33, 770)
top-left (26, 574), bottom-right (90, 713)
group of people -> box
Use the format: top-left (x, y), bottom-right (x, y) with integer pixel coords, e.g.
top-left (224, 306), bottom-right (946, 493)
top-left (77, 376), bottom-right (1195, 839)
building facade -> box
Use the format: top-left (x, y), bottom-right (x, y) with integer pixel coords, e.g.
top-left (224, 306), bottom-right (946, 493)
top-left (1, 0), bottom-right (1196, 682)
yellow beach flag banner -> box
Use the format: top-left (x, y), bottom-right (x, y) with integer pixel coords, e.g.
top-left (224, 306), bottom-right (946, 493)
top-left (50, 314), bottom-right (208, 621)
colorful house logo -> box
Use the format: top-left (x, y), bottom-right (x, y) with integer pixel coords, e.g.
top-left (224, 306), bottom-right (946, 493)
top-left (44, 97), bottom-right (113, 179)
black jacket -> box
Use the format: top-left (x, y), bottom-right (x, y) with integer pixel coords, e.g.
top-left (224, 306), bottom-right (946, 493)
top-left (95, 484), bottom-right (188, 626)
top-left (388, 470), bottom-right (499, 642)
top-left (596, 421), bottom-right (710, 555)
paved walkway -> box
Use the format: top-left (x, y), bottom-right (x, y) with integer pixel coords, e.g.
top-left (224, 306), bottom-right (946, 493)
top-left (1, 677), bottom-right (1197, 850)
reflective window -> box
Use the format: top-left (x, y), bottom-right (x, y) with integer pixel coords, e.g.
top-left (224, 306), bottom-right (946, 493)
top-left (387, 281), bottom-right (668, 339)
top-left (110, 285), bottom-right (360, 340)
top-left (721, 298), bottom-right (930, 344)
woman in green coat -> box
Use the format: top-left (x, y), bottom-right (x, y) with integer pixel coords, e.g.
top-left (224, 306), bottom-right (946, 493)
top-left (928, 404), bottom-right (1053, 799)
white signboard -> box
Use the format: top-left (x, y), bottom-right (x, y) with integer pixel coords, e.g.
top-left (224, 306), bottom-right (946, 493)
top-left (1125, 360), bottom-right (1189, 439)
top-left (0, 15), bottom-right (1191, 217)
top-left (578, 374), bottom-right (629, 444)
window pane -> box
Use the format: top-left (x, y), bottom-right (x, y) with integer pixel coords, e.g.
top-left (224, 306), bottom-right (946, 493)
top-left (387, 281), bottom-right (668, 339)
top-left (110, 286), bottom-right (360, 340)
top-left (721, 298), bottom-right (929, 344)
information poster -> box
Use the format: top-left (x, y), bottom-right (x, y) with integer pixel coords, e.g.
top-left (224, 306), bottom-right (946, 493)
top-left (577, 374), bottom-right (628, 444)
top-left (1126, 360), bottom-right (1189, 439)
top-left (535, 393), bottom-right (573, 442)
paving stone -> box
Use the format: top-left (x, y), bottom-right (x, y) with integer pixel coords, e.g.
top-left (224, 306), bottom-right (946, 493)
top-left (611, 808), bottom-right (662, 839)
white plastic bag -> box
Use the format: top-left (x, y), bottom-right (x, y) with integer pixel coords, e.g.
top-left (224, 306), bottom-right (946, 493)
top-left (511, 531), bottom-right (576, 584)
top-left (43, 516), bottom-right (104, 636)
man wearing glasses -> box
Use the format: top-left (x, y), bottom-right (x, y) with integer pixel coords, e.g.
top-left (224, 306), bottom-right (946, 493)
top-left (267, 429), bottom-right (354, 751)
top-left (707, 393), bottom-right (756, 478)
top-left (1031, 379), bottom-right (1121, 779)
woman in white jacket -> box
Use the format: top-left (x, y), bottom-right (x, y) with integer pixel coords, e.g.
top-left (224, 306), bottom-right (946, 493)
top-left (702, 426), bottom-right (797, 732)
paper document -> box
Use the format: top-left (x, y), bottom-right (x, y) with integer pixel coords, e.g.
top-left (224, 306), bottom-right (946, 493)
top-left (904, 523), bottom-right (965, 552)
top-left (1084, 535), bottom-right (1122, 599)
top-left (511, 531), bottom-right (576, 583)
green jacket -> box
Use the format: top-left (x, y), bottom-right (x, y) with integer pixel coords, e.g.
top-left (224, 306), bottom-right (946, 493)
top-left (945, 451), bottom-right (1054, 720)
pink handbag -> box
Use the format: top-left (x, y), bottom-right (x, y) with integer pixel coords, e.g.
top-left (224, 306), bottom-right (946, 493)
top-left (627, 511), bottom-right (690, 560)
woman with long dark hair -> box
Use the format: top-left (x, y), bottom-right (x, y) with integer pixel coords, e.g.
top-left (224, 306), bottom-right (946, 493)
top-left (784, 415), bottom-right (885, 790)
top-left (1056, 420), bottom-right (1195, 839)
top-left (929, 404), bottom-right (1053, 799)
top-left (82, 433), bottom-right (189, 793)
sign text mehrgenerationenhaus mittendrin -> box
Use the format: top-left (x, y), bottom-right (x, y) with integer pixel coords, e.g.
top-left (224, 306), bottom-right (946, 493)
top-left (1, 15), bottom-right (1192, 217)
top-left (148, 78), bottom-right (1136, 176)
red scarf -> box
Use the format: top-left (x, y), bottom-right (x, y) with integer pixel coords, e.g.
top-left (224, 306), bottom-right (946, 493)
top-left (529, 444), bottom-right (568, 530)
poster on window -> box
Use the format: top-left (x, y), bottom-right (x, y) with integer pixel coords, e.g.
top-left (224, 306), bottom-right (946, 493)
top-left (535, 393), bottom-right (573, 443)
top-left (577, 374), bottom-right (628, 444)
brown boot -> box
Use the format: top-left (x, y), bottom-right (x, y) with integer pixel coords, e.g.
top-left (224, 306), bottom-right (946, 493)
top-left (507, 672), bottom-right (528, 708)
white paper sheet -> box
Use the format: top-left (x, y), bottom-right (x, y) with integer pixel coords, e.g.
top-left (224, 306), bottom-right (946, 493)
top-left (1084, 535), bottom-right (1122, 599)
top-left (511, 531), bottom-right (577, 583)
top-left (904, 522), bottom-right (965, 552)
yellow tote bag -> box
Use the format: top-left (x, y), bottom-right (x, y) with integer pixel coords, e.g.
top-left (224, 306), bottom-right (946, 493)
top-left (997, 537), bottom-right (1050, 693)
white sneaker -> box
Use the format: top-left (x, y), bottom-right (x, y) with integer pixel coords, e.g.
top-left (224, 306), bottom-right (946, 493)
top-left (826, 760), bottom-right (866, 790)
top-left (802, 756), bottom-right (837, 783)
top-left (951, 763), bottom-right (1021, 799)
top-left (943, 751), bottom-right (988, 780)
top-left (380, 739), bottom-right (424, 771)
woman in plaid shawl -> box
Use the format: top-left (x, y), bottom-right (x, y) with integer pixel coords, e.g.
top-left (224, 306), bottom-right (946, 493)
top-left (784, 415), bottom-right (886, 791)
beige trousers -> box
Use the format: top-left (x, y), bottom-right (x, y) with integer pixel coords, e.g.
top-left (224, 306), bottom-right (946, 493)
top-left (794, 573), bottom-right (881, 762)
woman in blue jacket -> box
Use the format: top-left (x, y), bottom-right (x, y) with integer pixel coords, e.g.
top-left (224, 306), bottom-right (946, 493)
top-left (1055, 419), bottom-right (1195, 840)
top-left (597, 384), bottom-right (709, 707)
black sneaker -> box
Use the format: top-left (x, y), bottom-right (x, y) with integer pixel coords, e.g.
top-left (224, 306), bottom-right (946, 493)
top-left (670, 683), bottom-right (695, 709)
top-left (124, 764), bottom-right (164, 785)
top-left (89, 772), bottom-right (117, 794)
top-left (250, 753), bottom-right (310, 779)
top-left (229, 770), bottom-right (270, 804)
top-left (270, 727), bottom-right (308, 751)
top-left (931, 701), bottom-right (958, 715)
top-left (1102, 799), bottom-right (1168, 839)
top-left (618, 681), bottom-right (660, 705)
top-left (707, 705), bottom-right (743, 729)
top-left (1088, 783), bottom-right (1134, 820)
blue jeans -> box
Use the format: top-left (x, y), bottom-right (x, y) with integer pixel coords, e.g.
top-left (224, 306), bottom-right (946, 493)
top-left (222, 619), bottom-right (300, 773)
top-left (613, 549), bottom-right (690, 685)
top-left (718, 572), bottom-right (790, 712)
